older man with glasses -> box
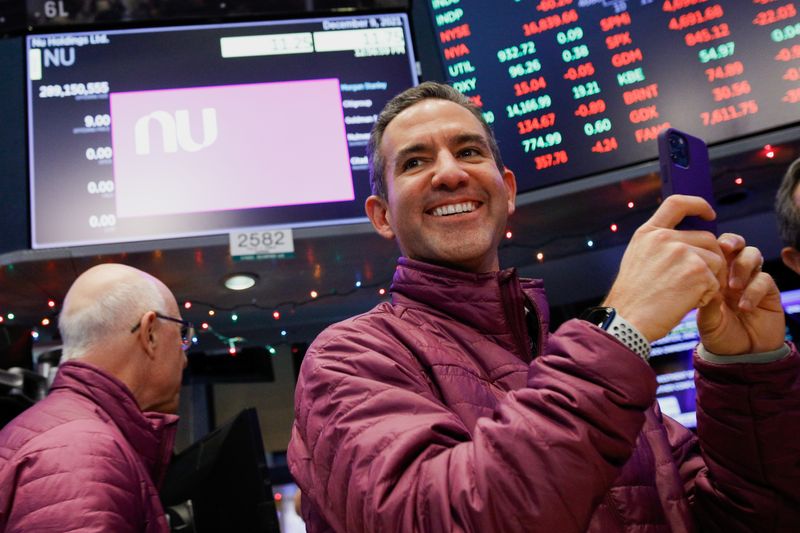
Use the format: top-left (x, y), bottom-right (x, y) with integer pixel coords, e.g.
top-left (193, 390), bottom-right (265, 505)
top-left (0, 263), bottom-right (190, 532)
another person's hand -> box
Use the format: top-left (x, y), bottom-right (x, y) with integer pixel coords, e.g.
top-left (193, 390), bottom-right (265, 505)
top-left (604, 195), bottom-right (726, 342)
top-left (697, 234), bottom-right (785, 355)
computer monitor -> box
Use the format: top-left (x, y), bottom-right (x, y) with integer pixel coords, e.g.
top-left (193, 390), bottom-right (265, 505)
top-left (160, 407), bottom-right (279, 532)
top-left (25, 12), bottom-right (418, 248)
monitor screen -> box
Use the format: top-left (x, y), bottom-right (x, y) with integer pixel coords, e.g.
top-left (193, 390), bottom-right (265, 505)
top-left (650, 288), bottom-right (800, 429)
top-left (424, 1), bottom-right (800, 192)
top-left (26, 12), bottom-right (418, 248)
top-left (160, 407), bottom-right (280, 532)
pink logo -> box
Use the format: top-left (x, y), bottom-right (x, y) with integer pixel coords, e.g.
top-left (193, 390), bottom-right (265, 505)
top-left (110, 78), bottom-right (353, 218)
top-left (134, 108), bottom-right (218, 155)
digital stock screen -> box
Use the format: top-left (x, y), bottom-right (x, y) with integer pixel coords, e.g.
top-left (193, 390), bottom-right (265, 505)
top-left (26, 13), bottom-right (418, 248)
top-left (426, 0), bottom-right (800, 192)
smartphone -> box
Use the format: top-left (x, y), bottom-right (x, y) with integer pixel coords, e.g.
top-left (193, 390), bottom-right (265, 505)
top-left (657, 128), bottom-right (717, 233)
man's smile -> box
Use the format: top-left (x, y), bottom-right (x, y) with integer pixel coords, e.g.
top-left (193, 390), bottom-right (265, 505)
top-left (428, 201), bottom-right (480, 217)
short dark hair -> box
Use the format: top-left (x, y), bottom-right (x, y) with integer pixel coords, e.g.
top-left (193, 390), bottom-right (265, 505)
top-left (367, 81), bottom-right (505, 199)
top-left (776, 158), bottom-right (800, 248)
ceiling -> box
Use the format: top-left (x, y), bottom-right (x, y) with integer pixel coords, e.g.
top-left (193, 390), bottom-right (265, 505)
top-left (0, 132), bottom-right (798, 358)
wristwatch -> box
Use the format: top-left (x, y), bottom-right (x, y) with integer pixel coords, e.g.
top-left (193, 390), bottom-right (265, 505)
top-left (580, 306), bottom-right (651, 361)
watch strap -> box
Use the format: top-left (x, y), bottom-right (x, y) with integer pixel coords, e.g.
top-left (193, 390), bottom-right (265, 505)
top-left (580, 307), bottom-right (651, 361)
top-left (604, 312), bottom-right (651, 361)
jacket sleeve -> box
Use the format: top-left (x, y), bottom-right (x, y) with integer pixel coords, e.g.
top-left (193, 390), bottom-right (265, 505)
top-left (671, 345), bottom-right (800, 532)
top-left (0, 421), bottom-right (147, 533)
top-left (289, 317), bottom-right (657, 533)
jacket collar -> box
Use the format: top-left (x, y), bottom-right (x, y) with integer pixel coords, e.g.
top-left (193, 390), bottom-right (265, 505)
top-left (49, 360), bottom-right (179, 488)
top-left (390, 257), bottom-right (550, 361)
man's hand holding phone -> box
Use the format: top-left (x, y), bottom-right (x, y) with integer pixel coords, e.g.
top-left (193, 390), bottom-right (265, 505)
top-left (605, 196), bottom-right (783, 355)
top-left (604, 195), bottom-right (725, 343)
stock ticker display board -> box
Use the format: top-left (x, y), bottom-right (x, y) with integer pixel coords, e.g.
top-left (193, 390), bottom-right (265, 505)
top-left (25, 13), bottom-right (418, 248)
top-left (426, 0), bottom-right (800, 191)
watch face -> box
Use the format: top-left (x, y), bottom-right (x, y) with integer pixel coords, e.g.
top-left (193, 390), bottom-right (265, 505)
top-left (581, 307), bottom-right (616, 329)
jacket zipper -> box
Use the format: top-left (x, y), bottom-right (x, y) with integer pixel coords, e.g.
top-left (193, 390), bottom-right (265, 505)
top-left (498, 270), bottom-right (533, 361)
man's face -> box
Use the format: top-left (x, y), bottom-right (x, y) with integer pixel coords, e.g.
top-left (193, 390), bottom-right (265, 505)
top-left (148, 295), bottom-right (188, 414)
top-left (366, 99), bottom-right (516, 273)
top-left (781, 183), bottom-right (800, 275)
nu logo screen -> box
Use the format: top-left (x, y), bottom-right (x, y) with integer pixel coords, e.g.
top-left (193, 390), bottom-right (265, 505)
top-left (134, 108), bottom-right (218, 155)
top-left (110, 79), bottom-right (353, 218)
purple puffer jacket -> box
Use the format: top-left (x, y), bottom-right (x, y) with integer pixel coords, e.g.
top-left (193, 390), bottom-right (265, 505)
top-left (289, 257), bottom-right (800, 532)
top-left (0, 360), bottom-right (178, 532)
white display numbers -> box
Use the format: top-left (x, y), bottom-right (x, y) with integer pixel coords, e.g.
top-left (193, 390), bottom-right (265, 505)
top-left (229, 227), bottom-right (294, 258)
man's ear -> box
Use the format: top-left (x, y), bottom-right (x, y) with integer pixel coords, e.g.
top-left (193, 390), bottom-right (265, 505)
top-left (503, 167), bottom-right (517, 216)
top-left (365, 195), bottom-right (396, 240)
top-left (782, 246), bottom-right (800, 275)
top-left (134, 311), bottom-right (158, 358)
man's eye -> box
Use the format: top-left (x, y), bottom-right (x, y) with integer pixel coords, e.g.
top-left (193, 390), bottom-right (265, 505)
top-left (402, 158), bottom-right (422, 171)
top-left (459, 148), bottom-right (480, 158)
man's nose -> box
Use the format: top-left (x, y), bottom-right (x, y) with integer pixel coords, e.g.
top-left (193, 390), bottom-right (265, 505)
top-left (431, 151), bottom-right (468, 190)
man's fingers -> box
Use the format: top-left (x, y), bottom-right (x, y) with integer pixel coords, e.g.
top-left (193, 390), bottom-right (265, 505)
top-left (718, 233), bottom-right (746, 258)
top-left (728, 246), bottom-right (764, 290)
top-left (697, 269), bottom-right (722, 309)
top-left (694, 247), bottom-right (728, 291)
top-left (738, 272), bottom-right (780, 312)
top-left (647, 195), bottom-right (717, 229)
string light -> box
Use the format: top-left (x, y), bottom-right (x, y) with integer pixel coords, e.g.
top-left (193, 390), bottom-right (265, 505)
top-left (505, 230), bottom-right (513, 239)
top-left (627, 201), bottom-right (634, 209)
top-left (378, 288), bottom-right (386, 296)
top-left (536, 252), bottom-right (544, 262)
top-left (31, 331), bottom-right (39, 340)
top-left (267, 346), bottom-right (277, 355)
top-left (0, 316), bottom-right (4, 323)
top-left (41, 318), bottom-right (50, 326)
top-left (47, 299), bottom-right (56, 308)
top-left (281, 330), bottom-right (287, 337)
top-left (310, 290), bottom-right (318, 299)
top-left (7, 313), bottom-right (14, 320)
top-left (184, 301), bottom-right (192, 309)
top-left (610, 223), bottom-right (619, 233)
top-left (273, 310), bottom-right (281, 320)
top-left (231, 313), bottom-right (238, 322)
top-left (208, 310), bottom-right (215, 316)
top-left (201, 322), bottom-right (209, 330)
top-left (734, 177), bottom-right (743, 185)
top-left (764, 144), bottom-right (775, 159)
top-left (587, 240), bottom-right (594, 248)
top-left (354, 281), bottom-right (362, 288)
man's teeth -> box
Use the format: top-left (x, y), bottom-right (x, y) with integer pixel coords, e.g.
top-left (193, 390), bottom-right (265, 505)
top-left (432, 202), bottom-right (477, 217)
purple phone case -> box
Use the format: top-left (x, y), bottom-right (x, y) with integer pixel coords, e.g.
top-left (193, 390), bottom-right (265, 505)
top-left (657, 128), bottom-right (717, 233)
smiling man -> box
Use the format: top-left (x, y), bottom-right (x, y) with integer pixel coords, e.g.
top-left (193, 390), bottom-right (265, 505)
top-left (364, 96), bottom-right (515, 274)
top-left (0, 263), bottom-right (190, 532)
top-left (288, 82), bottom-right (800, 532)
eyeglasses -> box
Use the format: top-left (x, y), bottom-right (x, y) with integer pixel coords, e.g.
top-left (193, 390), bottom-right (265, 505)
top-left (130, 312), bottom-right (195, 351)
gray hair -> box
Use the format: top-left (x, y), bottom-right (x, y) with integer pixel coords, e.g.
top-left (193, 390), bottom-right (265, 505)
top-left (59, 276), bottom-right (166, 360)
top-left (776, 158), bottom-right (800, 248)
top-left (367, 81), bottom-right (505, 200)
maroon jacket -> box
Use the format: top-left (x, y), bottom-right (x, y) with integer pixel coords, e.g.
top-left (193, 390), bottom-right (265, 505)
top-left (289, 258), bottom-right (800, 532)
top-left (0, 360), bottom-right (178, 532)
